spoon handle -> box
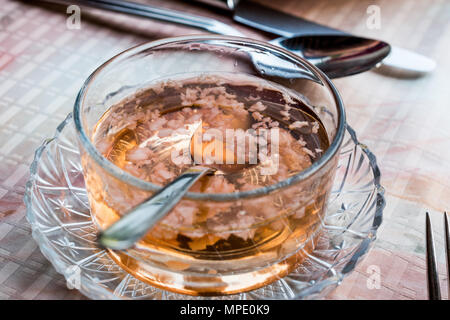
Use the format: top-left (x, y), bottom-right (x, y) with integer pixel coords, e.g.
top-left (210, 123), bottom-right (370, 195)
top-left (40, 0), bottom-right (244, 36)
top-left (98, 166), bottom-right (211, 250)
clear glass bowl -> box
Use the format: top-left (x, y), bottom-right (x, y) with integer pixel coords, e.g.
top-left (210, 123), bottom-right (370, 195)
top-left (24, 114), bottom-right (384, 299)
top-left (73, 36), bottom-right (346, 295)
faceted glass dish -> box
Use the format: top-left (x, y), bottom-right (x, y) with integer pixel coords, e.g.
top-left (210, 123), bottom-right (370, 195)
top-left (71, 36), bottom-right (347, 295)
top-left (25, 114), bottom-right (384, 299)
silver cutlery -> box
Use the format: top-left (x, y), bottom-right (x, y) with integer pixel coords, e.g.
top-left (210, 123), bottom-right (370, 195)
top-left (40, 0), bottom-right (392, 78)
top-left (98, 124), bottom-right (257, 250)
top-left (98, 165), bottom-right (212, 250)
top-left (191, 0), bottom-right (436, 76)
top-left (425, 211), bottom-right (449, 300)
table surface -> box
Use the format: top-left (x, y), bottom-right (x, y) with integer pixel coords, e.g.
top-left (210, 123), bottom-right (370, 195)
top-left (0, 0), bottom-right (449, 300)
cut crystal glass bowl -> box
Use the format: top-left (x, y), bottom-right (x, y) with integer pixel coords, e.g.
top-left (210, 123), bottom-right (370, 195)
top-left (24, 114), bottom-right (384, 300)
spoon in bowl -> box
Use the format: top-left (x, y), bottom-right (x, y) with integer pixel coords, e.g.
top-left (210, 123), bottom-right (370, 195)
top-left (97, 125), bottom-right (255, 250)
top-left (97, 164), bottom-right (212, 250)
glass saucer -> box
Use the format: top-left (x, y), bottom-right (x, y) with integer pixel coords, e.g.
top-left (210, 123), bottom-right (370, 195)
top-left (24, 114), bottom-right (385, 300)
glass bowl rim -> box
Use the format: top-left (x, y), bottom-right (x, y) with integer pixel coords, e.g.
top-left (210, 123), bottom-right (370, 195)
top-left (73, 35), bottom-right (346, 201)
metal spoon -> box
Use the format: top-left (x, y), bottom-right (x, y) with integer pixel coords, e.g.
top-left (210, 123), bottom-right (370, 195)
top-left (40, 0), bottom-right (391, 78)
top-left (98, 124), bottom-right (255, 250)
top-left (263, 35), bottom-right (390, 79)
top-left (98, 165), bottom-right (212, 250)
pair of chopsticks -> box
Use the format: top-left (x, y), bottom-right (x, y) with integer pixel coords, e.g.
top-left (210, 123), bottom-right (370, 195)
top-left (426, 212), bottom-right (449, 300)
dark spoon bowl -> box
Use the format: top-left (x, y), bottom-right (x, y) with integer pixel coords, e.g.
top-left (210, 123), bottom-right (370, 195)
top-left (270, 35), bottom-right (391, 78)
